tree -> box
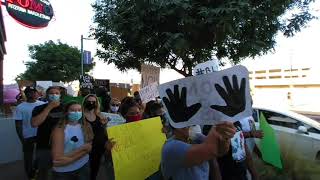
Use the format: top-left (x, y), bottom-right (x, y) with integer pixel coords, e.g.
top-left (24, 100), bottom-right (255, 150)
top-left (92, 0), bottom-right (316, 77)
top-left (16, 40), bottom-right (94, 82)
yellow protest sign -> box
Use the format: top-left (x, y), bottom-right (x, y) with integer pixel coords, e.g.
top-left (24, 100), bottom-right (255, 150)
top-left (107, 117), bottom-right (166, 180)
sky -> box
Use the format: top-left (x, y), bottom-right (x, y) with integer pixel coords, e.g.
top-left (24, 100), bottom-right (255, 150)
top-left (1, 0), bottom-right (320, 85)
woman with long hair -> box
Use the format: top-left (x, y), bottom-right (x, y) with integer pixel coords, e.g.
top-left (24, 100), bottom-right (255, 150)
top-left (83, 94), bottom-right (113, 180)
top-left (51, 101), bottom-right (93, 180)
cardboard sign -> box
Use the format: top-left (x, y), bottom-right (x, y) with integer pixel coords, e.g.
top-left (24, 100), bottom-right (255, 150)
top-left (79, 75), bottom-right (94, 89)
top-left (139, 82), bottom-right (159, 103)
top-left (107, 117), bottom-right (166, 180)
top-left (193, 59), bottom-right (220, 76)
top-left (141, 64), bottom-right (160, 88)
top-left (101, 112), bottom-right (126, 127)
top-left (159, 65), bottom-right (252, 128)
top-left (93, 79), bottom-right (110, 91)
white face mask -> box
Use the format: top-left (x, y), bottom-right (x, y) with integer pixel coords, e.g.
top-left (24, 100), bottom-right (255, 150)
top-left (189, 125), bottom-right (202, 140)
top-left (110, 106), bottom-right (119, 113)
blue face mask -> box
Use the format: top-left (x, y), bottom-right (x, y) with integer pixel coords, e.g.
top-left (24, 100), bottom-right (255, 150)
top-left (48, 94), bottom-right (60, 102)
top-left (68, 112), bottom-right (82, 122)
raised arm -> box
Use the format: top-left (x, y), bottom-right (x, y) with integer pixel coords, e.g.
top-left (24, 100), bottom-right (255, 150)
top-left (31, 101), bottom-right (60, 127)
top-left (185, 122), bottom-right (235, 167)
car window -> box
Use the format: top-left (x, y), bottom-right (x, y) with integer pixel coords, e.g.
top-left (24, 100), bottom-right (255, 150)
top-left (252, 109), bottom-right (258, 122)
top-left (308, 127), bottom-right (320, 134)
top-left (259, 110), bottom-right (301, 129)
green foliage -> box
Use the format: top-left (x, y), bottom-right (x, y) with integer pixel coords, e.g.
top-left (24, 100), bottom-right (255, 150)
top-left (16, 40), bottom-right (94, 82)
top-left (92, 0), bottom-right (316, 76)
top-left (255, 142), bottom-right (320, 180)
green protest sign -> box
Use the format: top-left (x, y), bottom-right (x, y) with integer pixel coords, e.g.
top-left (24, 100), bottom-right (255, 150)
top-left (259, 112), bottom-right (283, 169)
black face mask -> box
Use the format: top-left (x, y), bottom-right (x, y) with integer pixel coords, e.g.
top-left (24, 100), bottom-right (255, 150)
top-left (85, 102), bottom-right (96, 110)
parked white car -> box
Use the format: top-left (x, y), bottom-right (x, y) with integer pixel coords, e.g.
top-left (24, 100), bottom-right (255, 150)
top-left (252, 105), bottom-right (320, 161)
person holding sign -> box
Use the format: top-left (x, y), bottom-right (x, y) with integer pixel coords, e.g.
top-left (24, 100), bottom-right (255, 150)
top-left (119, 97), bottom-right (143, 123)
top-left (51, 101), bottom-right (93, 180)
top-left (160, 85), bottom-right (237, 180)
top-left (83, 94), bottom-right (111, 180)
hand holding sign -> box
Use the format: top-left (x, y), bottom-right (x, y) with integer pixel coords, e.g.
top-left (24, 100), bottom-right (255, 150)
top-left (211, 75), bottom-right (246, 117)
top-left (163, 85), bottom-right (202, 123)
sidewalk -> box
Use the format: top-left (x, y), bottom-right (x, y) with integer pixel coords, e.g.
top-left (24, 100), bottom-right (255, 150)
top-left (0, 160), bottom-right (108, 180)
top-left (0, 160), bottom-right (27, 180)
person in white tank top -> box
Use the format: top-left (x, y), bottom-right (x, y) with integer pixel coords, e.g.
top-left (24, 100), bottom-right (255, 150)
top-left (51, 101), bottom-right (94, 180)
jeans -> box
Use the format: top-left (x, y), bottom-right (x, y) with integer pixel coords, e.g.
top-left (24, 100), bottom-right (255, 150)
top-left (36, 149), bottom-right (52, 180)
top-left (52, 163), bottom-right (90, 180)
top-left (22, 137), bottom-right (37, 179)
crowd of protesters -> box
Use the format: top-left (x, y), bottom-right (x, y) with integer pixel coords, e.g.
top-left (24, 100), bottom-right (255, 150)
top-left (14, 85), bottom-right (264, 180)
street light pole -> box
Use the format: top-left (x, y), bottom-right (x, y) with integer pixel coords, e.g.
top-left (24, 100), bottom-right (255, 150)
top-left (81, 35), bottom-right (84, 76)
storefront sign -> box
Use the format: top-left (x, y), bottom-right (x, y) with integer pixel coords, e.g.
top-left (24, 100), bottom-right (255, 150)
top-left (5, 0), bottom-right (54, 28)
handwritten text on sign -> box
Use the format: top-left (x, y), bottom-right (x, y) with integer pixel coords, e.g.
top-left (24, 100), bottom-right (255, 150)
top-left (159, 65), bottom-right (252, 128)
top-left (107, 117), bottom-right (166, 180)
top-left (80, 75), bottom-right (94, 89)
top-left (140, 82), bottom-right (159, 103)
top-left (141, 64), bottom-right (160, 88)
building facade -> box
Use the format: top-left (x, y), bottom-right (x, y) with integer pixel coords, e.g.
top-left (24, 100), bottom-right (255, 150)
top-left (249, 66), bottom-right (320, 113)
top-left (0, 5), bottom-right (7, 105)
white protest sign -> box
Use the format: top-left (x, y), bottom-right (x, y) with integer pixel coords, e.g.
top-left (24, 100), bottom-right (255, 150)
top-left (101, 112), bottom-right (126, 127)
top-left (36, 81), bottom-right (53, 89)
top-left (159, 65), bottom-right (252, 128)
top-left (141, 64), bottom-right (160, 88)
top-left (192, 59), bottom-right (220, 76)
top-left (139, 82), bottom-right (159, 103)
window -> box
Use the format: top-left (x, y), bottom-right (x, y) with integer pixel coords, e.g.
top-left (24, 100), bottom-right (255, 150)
top-left (308, 127), bottom-right (320, 134)
top-left (259, 110), bottom-right (301, 129)
top-left (252, 109), bottom-right (258, 122)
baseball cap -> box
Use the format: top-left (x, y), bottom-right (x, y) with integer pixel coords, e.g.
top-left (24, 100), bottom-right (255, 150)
top-left (24, 86), bottom-right (38, 94)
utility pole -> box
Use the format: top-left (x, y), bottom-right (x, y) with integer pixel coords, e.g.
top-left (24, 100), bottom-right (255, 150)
top-left (81, 35), bottom-right (84, 76)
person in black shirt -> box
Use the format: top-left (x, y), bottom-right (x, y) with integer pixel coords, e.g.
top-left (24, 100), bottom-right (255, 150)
top-left (217, 121), bottom-right (259, 180)
top-left (31, 86), bottom-right (64, 180)
top-left (83, 94), bottom-right (114, 180)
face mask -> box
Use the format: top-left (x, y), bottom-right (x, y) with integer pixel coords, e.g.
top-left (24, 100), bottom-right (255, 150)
top-left (189, 125), bottom-right (202, 141)
top-left (85, 102), bottom-right (96, 110)
top-left (48, 94), bottom-right (60, 102)
top-left (110, 106), bottom-right (119, 113)
top-left (126, 114), bottom-right (142, 122)
top-left (68, 112), bottom-right (82, 122)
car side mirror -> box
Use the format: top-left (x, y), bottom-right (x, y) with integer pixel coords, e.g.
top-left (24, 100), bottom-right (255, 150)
top-left (297, 126), bottom-right (308, 134)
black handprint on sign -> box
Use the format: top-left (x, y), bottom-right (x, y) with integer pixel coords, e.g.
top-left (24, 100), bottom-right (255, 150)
top-left (210, 75), bottom-right (246, 117)
top-left (163, 85), bottom-right (202, 123)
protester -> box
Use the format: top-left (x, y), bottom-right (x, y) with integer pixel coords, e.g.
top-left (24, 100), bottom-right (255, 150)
top-left (109, 98), bottom-right (120, 114)
top-left (161, 122), bottom-right (236, 180)
top-left (119, 97), bottom-right (142, 123)
top-left (133, 91), bottom-right (144, 111)
top-left (31, 86), bottom-right (64, 180)
top-left (217, 121), bottom-right (259, 180)
top-left (142, 100), bottom-right (156, 119)
top-left (51, 101), bottom-right (93, 180)
top-left (80, 88), bottom-right (91, 97)
top-left (83, 94), bottom-right (112, 180)
top-left (240, 116), bottom-right (264, 153)
top-left (14, 86), bottom-right (45, 179)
